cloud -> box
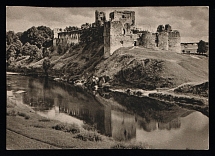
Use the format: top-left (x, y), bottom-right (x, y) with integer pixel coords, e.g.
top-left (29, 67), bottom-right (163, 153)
top-left (6, 6), bottom-right (209, 42)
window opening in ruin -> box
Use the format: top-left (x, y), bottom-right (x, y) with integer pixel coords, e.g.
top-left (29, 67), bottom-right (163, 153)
top-left (122, 28), bottom-right (125, 35)
top-left (120, 40), bottom-right (123, 46)
top-left (122, 15), bottom-right (125, 18)
top-left (134, 41), bottom-right (137, 46)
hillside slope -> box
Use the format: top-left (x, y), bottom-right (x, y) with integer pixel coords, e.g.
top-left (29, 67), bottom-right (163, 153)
top-left (7, 44), bottom-right (208, 90)
top-left (94, 47), bottom-right (208, 90)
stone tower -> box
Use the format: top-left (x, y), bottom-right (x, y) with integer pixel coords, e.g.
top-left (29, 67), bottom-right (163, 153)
top-left (104, 10), bottom-right (136, 58)
top-left (95, 10), bottom-right (106, 26)
top-left (53, 28), bottom-right (62, 39)
top-left (156, 24), bottom-right (181, 52)
top-left (109, 10), bottom-right (135, 26)
top-left (168, 30), bottom-right (181, 52)
top-left (53, 28), bottom-right (62, 47)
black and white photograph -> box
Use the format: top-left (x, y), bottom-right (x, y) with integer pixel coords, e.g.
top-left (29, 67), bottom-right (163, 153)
top-left (6, 6), bottom-right (209, 150)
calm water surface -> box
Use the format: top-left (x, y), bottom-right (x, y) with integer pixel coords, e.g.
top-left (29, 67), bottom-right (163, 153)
top-left (6, 74), bottom-right (209, 149)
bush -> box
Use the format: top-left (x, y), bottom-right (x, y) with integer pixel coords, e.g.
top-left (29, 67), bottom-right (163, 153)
top-left (33, 124), bottom-right (44, 128)
top-left (52, 123), bottom-right (80, 134)
top-left (39, 118), bottom-right (51, 122)
top-left (17, 112), bottom-right (30, 119)
top-left (82, 124), bottom-right (96, 131)
top-left (73, 131), bottom-right (102, 142)
top-left (7, 110), bottom-right (17, 116)
top-left (7, 102), bottom-right (15, 108)
top-left (25, 115), bottom-right (30, 120)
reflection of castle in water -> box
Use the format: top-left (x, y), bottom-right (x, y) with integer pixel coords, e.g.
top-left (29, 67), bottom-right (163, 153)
top-left (111, 110), bottom-right (136, 141)
top-left (137, 116), bottom-right (181, 132)
top-left (15, 76), bottom-right (188, 142)
top-left (58, 100), bottom-right (110, 136)
top-left (59, 101), bottom-right (183, 141)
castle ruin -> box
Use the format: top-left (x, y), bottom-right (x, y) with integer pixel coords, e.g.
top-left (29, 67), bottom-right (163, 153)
top-left (53, 10), bottom-right (181, 58)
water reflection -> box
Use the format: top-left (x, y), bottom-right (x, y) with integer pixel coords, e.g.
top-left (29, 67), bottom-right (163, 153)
top-left (7, 74), bottom-right (209, 149)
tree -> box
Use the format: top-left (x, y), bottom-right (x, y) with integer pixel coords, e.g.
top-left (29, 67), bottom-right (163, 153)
top-left (13, 39), bottom-right (23, 58)
top-left (6, 31), bottom-right (17, 45)
top-left (197, 40), bottom-right (208, 55)
top-left (6, 31), bottom-right (23, 60)
top-left (42, 47), bottom-right (50, 57)
top-left (43, 58), bottom-right (50, 77)
top-left (6, 45), bottom-right (15, 60)
top-left (81, 23), bottom-right (91, 30)
top-left (64, 26), bottom-right (79, 32)
top-left (21, 42), bottom-right (42, 60)
top-left (16, 32), bottom-right (23, 40)
top-left (20, 26), bottom-right (53, 48)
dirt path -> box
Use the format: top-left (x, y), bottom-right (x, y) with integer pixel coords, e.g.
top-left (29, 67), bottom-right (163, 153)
top-left (6, 129), bottom-right (61, 150)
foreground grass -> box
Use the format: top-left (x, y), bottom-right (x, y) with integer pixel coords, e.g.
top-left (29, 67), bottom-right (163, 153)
top-left (6, 100), bottom-right (151, 149)
top-left (6, 102), bottom-right (113, 149)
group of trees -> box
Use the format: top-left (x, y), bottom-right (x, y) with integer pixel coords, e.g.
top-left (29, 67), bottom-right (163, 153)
top-left (20, 26), bottom-right (53, 47)
top-left (80, 26), bottom-right (103, 44)
top-left (6, 26), bottom-right (54, 65)
top-left (6, 31), bottom-right (23, 60)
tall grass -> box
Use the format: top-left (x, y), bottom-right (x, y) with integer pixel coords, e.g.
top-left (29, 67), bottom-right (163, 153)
top-left (17, 112), bottom-right (30, 119)
top-left (73, 131), bottom-right (102, 142)
top-left (52, 123), bottom-right (80, 134)
top-left (7, 110), bottom-right (17, 116)
top-left (111, 142), bottom-right (151, 149)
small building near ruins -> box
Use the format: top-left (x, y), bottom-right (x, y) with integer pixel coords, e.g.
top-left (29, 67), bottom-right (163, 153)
top-left (53, 28), bottom-right (82, 47)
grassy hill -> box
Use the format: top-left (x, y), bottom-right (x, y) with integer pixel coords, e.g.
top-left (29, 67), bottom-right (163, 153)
top-left (7, 43), bottom-right (208, 90)
top-left (94, 46), bottom-right (208, 90)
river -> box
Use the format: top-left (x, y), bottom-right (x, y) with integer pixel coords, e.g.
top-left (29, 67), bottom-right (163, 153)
top-left (6, 74), bottom-right (209, 149)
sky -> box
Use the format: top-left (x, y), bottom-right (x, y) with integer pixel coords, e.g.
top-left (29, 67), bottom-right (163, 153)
top-left (6, 6), bottom-right (209, 43)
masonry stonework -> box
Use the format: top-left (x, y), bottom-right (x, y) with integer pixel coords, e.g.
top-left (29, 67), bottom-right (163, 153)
top-left (168, 31), bottom-right (181, 52)
top-left (140, 31), bottom-right (157, 48)
top-left (95, 10), bottom-right (106, 27)
top-left (158, 32), bottom-right (169, 50)
top-left (54, 30), bottom-right (81, 48)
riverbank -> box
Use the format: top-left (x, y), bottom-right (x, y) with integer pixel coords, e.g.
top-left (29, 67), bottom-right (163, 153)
top-left (6, 93), bottom-right (151, 149)
top-left (7, 71), bottom-right (209, 118)
top-left (109, 81), bottom-right (208, 117)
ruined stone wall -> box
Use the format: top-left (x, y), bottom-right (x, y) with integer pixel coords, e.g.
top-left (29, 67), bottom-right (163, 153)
top-left (104, 22), bottom-right (111, 58)
top-left (53, 38), bottom-right (57, 47)
top-left (111, 110), bottom-right (136, 141)
top-left (168, 31), bottom-right (181, 52)
top-left (110, 11), bottom-right (135, 26)
top-left (104, 106), bottom-right (112, 136)
top-left (58, 31), bottom-right (81, 47)
top-left (53, 28), bottom-right (62, 39)
top-left (109, 21), bottom-right (124, 55)
top-left (158, 32), bottom-right (168, 50)
top-left (109, 21), bottom-right (135, 55)
top-left (95, 10), bottom-right (106, 26)
top-left (140, 32), bottom-right (157, 48)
